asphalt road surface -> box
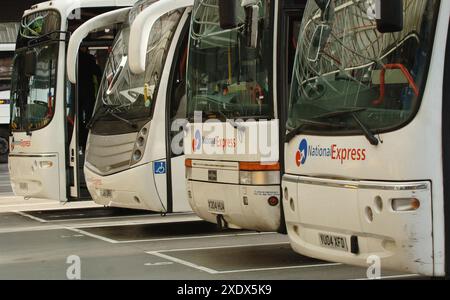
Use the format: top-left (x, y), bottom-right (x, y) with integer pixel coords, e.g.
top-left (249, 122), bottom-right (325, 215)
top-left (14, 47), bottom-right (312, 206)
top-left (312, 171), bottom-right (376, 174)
top-left (0, 164), bottom-right (419, 280)
top-left (0, 164), bottom-right (12, 196)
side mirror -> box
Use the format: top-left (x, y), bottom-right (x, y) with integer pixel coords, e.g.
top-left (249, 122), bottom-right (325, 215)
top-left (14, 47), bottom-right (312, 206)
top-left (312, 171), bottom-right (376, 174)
top-left (218, 0), bottom-right (239, 30)
top-left (307, 23), bottom-right (331, 62)
top-left (308, 0), bottom-right (335, 62)
top-left (24, 51), bottom-right (36, 77)
top-left (376, 0), bottom-right (404, 33)
top-left (244, 4), bottom-right (259, 48)
top-left (315, 0), bottom-right (334, 23)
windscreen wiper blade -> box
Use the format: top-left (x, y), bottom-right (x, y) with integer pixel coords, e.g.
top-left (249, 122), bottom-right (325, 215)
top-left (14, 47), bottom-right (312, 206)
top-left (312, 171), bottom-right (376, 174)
top-left (214, 110), bottom-right (246, 131)
top-left (285, 119), bottom-right (345, 143)
top-left (86, 105), bottom-right (108, 130)
top-left (351, 113), bottom-right (379, 146)
top-left (311, 107), bottom-right (367, 120)
top-left (312, 108), bottom-right (379, 146)
top-left (107, 110), bottom-right (138, 129)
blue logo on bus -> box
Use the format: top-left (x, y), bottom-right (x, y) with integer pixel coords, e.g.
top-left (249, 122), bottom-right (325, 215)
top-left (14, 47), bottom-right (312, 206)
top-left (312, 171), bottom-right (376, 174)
top-left (154, 161), bottom-right (166, 174)
top-left (192, 130), bottom-right (202, 151)
top-left (296, 139), bottom-right (308, 167)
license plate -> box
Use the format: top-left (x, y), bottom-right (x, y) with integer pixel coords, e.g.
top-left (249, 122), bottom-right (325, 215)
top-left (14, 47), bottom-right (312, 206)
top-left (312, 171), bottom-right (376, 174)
top-left (101, 189), bottom-right (113, 198)
top-left (319, 233), bottom-right (349, 252)
top-left (208, 199), bottom-right (225, 214)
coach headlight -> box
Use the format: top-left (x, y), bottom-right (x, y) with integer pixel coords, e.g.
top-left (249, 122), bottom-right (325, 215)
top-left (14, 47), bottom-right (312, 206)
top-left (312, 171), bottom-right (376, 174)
top-left (131, 123), bottom-right (150, 165)
top-left (239, 162), bottom-right (281, 185)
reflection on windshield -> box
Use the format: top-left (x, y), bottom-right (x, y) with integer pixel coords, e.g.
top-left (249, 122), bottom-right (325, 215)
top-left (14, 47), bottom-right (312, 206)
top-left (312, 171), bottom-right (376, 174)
top-left (10, 10), bottom-right (61, 132)
top-left (288, 0), bottom-right (439, 134)
top-left (0, 52), bottom-right (14, 94)
top-left (17, 11), bottom-right (61, 48)
top-left (187, 0), bottom-right (274, 120)
top-left (11, 42), bottom-right (58, 131)
top-left (91, 9), bottom-right (183, 133)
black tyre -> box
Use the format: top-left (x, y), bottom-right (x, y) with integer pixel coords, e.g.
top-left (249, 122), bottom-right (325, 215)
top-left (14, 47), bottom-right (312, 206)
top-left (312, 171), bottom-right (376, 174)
top-left (0, 127), bottom-right (10, 164)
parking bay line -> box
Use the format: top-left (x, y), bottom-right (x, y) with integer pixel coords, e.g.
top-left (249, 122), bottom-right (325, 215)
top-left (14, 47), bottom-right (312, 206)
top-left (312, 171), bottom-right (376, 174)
top-left (65, 227), bottom-right (119, 244)
top-left (146, 243), bottom-right (343, 275)
top-left (117, 232), bottom-right (277, 244)
top-left (1, 222), bottom-right (276, 245)
top-left (69, 228), bottom-right (275, 244)
top-left (10, 210), bottom-right (200, 228)
top-left (354, 274), bottom-right (421, 280)
top-left (0, 201), bottom-right (61, 208)
top-left (9, 211), bottom-right (280, 245)
top-left (14, 210), bottom-right (48, 223)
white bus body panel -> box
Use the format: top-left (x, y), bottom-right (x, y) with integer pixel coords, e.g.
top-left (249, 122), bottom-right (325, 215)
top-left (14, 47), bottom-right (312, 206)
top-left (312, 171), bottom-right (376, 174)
top-left (9, 154), bottom-right (60, 199)
top-left (9, 125), bottom-right (64, 200)
top-left (185, 120), bottom-right (281, 231)
top-left (67, 7), bottom-right (132, 84)
top-left (85, 6), bottom-right (192, 213)
top-left (1, 46), bottom-right (14, 125)
top-left (128, 0), bottom-right (194, 75)
top-left (0, 91), bottom-right (10, 124)
top-left (283, 1), bottom-right (449, 276)
top-left (283, 176), bottom-right (433, 275)
top-left (85, 161), bottom-right (165, 211)
top-left (9, 0), bottom-right (136, 202)
top-left (184, 120), bottom-right (280, 162)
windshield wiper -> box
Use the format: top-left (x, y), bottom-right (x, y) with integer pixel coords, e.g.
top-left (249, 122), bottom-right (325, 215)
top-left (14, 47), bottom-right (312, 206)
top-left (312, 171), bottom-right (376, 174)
top-left (212, 110), bottom-right (247, 131)
top-left (107, 110), bottom-right (138, 129)
top-left (312, 108), bottom-right (379, 146)
top-left (86, 105), bottom-right (108, 130)
top-left (351, 113), bottom-right (379, 146)
top-left (285, 119), bottom-right (346, 143)
top-left (311, 108), bottom-right (367, 120)
top-left (86, 100), bottom-right (138, 130)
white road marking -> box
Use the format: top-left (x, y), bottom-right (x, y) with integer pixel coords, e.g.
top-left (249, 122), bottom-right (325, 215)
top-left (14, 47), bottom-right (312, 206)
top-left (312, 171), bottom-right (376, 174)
top-left (42, 211), bottom-right (196, 223)
top-left (60, 234), bottom-right (84, 239)
top-left (151, 241), bottom-right (288, 253)
top-left (72, 214), bottom-right (201, 228)
top-left (147, 243), bottom-right (343, 274)
top-left (6, 211), bottom-right (274, 245)
top-left (211, 263), bottom-right (343, 274)
top-left (64, 227), bottom-right (119, 244)
top-left (144, 262), bottom-right (174, 266)
top-left (355, 274), bottom-right (421, 280)
top-left (117, 232), bottom-right (276, 244)
top-left (14, 211), bottom-right (48, 223)
top-left (0, 202), bottom-right (57, 208)
top-left (0, 225), bottom-right (62, 234)
top-left (150, 251), bottom-right (220, 274)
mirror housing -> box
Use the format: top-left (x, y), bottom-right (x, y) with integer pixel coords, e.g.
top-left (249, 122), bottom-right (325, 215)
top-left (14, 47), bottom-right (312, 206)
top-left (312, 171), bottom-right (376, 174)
top-left (308, 24), bottom-right (331, 62)
top-left (24, 51), bottom-right (36, 77)
top-left (376, 0), bottom-right (404, 33)
top-left (218, 0), bottom-right (239, 30)
top-left (315, 0), bottom-right (334, 22)
top-left (244, 4), bottom-right (259, 48)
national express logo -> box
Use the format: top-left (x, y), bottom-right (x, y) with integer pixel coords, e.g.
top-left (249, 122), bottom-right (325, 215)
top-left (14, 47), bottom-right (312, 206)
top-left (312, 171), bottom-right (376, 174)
top-left (10, 139), bottom-right (32, 151)
top-left (191, 130), bottom-right (237, 152)
top-left (192, 130), bottom-right (202, 152)
top-left (295, 139), bottom-right (367, 166)
top-left (295, 139), bottom-right (308, 167)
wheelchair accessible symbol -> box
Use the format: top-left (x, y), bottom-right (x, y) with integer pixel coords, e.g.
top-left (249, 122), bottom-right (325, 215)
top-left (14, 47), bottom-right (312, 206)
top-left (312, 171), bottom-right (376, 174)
top-left (154, 161), bottom-right (166, 175)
